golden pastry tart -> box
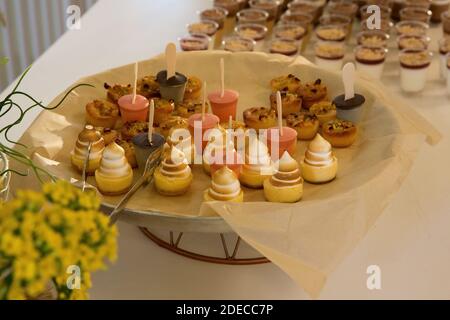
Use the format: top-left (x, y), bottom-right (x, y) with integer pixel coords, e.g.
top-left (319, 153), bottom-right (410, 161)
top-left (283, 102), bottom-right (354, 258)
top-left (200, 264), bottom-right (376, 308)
top-left (176, 100), bottom-right (205, 118)
top-left (97, 128), bottom-right (119, 145)
top-left (153, 98), bottom-right (175, 126)
top-left (120, 121), bottom-right (149, 141)
top-left (322, 119), bottom-right (357, 148)
top-left (269, 91), bottom-right (302, 118)
top-left (137, 75), bottom-right (160, 99)
top-left (104, 82), bottom-right (132, 104)
top-left (309, 101), bottom-right (337, 125)
top-left (270, 74), bottom-right (302, 93)
top-left (86, 99), bottom-right (120, 129)
top-left (243, 107), bottom-right (277, 131)
top-left (286, 112), bottom-right (320, 140)
top-left (297, 78), bottom-right (328, 110)
top-left (158, 116), bottom-right (189, 138)
top-left (116, 139), bottom-right (138, 169)
top-left (184, 76), bottom-right (202, 101)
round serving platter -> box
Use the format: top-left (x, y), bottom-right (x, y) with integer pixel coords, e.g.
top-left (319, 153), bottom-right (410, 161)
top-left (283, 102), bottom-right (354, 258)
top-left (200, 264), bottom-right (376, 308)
top-left (19, 51), bottom-right (403, 235)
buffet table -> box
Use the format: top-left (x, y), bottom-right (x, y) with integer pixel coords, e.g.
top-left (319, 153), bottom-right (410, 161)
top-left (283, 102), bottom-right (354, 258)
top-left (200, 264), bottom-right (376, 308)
top-left (2, 0), bottom-right (450, 299)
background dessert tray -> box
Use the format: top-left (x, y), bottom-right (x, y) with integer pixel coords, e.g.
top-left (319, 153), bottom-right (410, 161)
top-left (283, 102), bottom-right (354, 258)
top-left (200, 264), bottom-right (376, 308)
top-left (10, 51), bottom-right (440, 295)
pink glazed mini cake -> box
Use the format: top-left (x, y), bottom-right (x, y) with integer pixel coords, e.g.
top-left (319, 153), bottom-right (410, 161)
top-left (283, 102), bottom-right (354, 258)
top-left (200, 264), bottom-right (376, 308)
top-left (118, 94), bottom-right (149, 123)
top-left (208, 89), bottom-right (239, 122)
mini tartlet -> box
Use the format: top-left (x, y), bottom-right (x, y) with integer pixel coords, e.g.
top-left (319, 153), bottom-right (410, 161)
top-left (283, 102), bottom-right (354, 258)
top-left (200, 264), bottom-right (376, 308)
top-left (203, 166), bottom-right (244, 202)
top-left (322, 119), bottom-right (357, 148)
top-left (121, 121), bottom-right (149, 141)
top-left (158, 116), bottom-right (189, 138)
top-left (243, 107), bottom-right (277, 131)
top-left (176, 100), bottom-right (205, 118)
top-left (137, 75), bottom-right (160, 99)
top-left (270, 74), bottom-right (302, 93)
top-left (95, 141), bottom-right (133, 195)
top-left (85, 99), bottom-right (120, 129)
top-left (71, 125), bottom-right (105, 175)
top-left (263, 151), bottom-right (303, 203)
top-left (97, 127), bottom-right (119, 146)
top-left (269, 91), bottom-right (302, 117)
top-left (153, 98), bottom-right (175, 126)
top-left (300, 134), bottom-right (338, 184)
top-left (309, 101), bottom-right (337, 125)
top-left (297, 78), bottom-right (328, 110)
top-left (154, 146), bottom-right (193, 196)
top-left (286, 112), bottom-right (320, 140)
top-left (184, 76), bottom-right (203, 101)
top-left (104, 82), bottom-right (132, 104)
top-left (116, 139), bottom-right (138, 169)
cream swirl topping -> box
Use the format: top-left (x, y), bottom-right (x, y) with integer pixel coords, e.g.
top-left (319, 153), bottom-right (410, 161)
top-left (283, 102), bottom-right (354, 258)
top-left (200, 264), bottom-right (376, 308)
top-left (270, 152), bottom-right (302, 187)
top-left (160, 146), bottom-right (191, 177)
top-left (98, 142), bottom-right (131, 177)
top-left (304, 134), bottom-right (334, 167)
top-left (72, 125), bottom-right (105, 161)
top-left (244, 139), bottom-right (274, 175)
top-left (208, 167), bottom-right (241, 201)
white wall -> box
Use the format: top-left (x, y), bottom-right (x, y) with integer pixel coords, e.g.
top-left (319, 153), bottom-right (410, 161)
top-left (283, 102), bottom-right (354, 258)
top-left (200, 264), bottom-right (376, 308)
top-left (0, 0), bottom-right (97, 90)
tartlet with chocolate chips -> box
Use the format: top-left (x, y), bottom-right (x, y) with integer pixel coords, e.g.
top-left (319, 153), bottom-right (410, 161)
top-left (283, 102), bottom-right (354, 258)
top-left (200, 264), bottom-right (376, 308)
top-left (176, 100), bottom-right (205, 118)
top-left (121, 121), bottom-right (149, 141)
top-left (137, 75), bottom-right (160, 99)
top-left (286, 112), bottom-right (320, 140)
top-left (321, 119), bottom-right (357, 148)
top-left (85, 99), bottom-right (120, 129)
top-left (243, 107), bottom-right (278, 131)
top-left (297, 78), bottom-right (328, 110)
top-left (184, 76), bottom-right (203, 101)
top-left (309, 101), bottom-right (337, 125)
top-left (270, 74), bottom-right (302, 93)
top-left (104, 83), bottom-right (133, 104)
top-left (269, 91), bottom-right (302, 118)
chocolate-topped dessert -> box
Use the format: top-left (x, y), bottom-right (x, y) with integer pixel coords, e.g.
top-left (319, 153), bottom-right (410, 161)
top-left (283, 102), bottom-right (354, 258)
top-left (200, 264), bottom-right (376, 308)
top-left (315, 24), bottom-right (347, 42)
top-left (314, 42), bottom-right (345, 60)
top-left (223, 36), bottom-right (256, 52)
top-left (200, 7), bottom-right (229, 28)
top-left (235, 23), bottom-right (268, 41)
top-left (355, 47), bottom-right (386, 65)
top-left (442, 11), bottom-right (450, 35)
top-left (397, 35), bottom-right (430, 50)
top-left (327, 2), bottom-right (359, 20)
top-left (431, 0), bottom-right (450, 22)
top-left (188, 20), bottom-right (219, 36)
top-left (395, 20), bottom-right (429, 36)
top-left (214, 0), bottom-right (240, 17)
top-left (356, 30), bottom-right (390, 48)
top-left (179, 36), bottom-right (209, 51)
top-left (236, 8), bottom-right (269, 25)
top-left (249, 0), bottom-right (280, 21)
top-left (319, 14), bottom-right (351, 29)
top-left (270, 39), bottom-right (298, 56)
top-left (274, 24), bottom-right (306, 41)
top-left (399, 6), bottom-right (432, 23)
top-left (360, 18), bottom-right (393, 33)
top-left (131, 132), bottom-right (165, 170)
top-left (399, 50), bottom-right (431, 69)
top-left (280, 11), bottom-right (314, 28)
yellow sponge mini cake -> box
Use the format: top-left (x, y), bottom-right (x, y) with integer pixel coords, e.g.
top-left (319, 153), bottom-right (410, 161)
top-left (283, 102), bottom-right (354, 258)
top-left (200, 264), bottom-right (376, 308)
top-left (240, 138), bottom-right (274, 189)
top-left (263, 151), bottom-right (303, 203)
top-left (300, 134), bottom-right (338, 184)
top-left (204, 167), bottom-right (244, 202)
top-left (71, 125), bottom-right (105, 175)
top-left (154, 146), bottom-right (193, 196)
top-left (95, 141), bottom-right (133, 195)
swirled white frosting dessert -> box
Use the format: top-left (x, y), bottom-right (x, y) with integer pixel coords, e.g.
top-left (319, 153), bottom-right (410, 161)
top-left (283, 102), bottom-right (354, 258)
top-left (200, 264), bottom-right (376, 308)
top-left (300, 134), bottom-right (338, 183)
top-left (240, 138), bottom-right (274, 189)
top-left (263, 151), bottom-right (303, 203)
top-left (204, 166), bottom-right (244, 202)
top-left (203, 130), bottom-right (236, 175)
top-left (94, 141), bottom-right (133, 195)
top-left (71, 125), bottom-right (105, 175)
top-left (154, 146), bottom-right (193, 196)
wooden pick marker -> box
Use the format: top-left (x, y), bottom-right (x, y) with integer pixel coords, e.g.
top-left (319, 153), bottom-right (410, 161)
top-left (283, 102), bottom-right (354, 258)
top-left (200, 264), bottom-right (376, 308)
top-left (342, 62), bottom-right (356, 101)
top-left (220, 58), bottom-right (225, 98)
top-left (276, 91), bottom-right (283, 136)
top-left (148, 99), bottom-right (155, 144)
top-left (202, 81), bottom-right (207, 121)
top-left (165, 43), bottom-right (177, 80)
top-left (132, 62), bottom-right (138, 104)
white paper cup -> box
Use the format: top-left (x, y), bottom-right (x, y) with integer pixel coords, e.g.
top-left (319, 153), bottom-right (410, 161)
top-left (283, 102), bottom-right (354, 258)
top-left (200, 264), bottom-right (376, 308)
top-left (399, 49), bottom-right (432, 93)
top-left (315, 56), bottom-right (344, 71)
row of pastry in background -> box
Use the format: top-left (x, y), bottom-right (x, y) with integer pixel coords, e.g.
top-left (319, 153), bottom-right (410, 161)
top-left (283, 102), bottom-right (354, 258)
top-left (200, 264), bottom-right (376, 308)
top-left (181, 0), bottom-right (450, 94)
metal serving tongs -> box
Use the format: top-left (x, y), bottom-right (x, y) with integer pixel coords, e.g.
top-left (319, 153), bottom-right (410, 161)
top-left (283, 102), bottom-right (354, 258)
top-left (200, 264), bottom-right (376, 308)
top-left (71, 142), bottom-right (99, 194)
top-left (108, 145), bottom-right (164, 226)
